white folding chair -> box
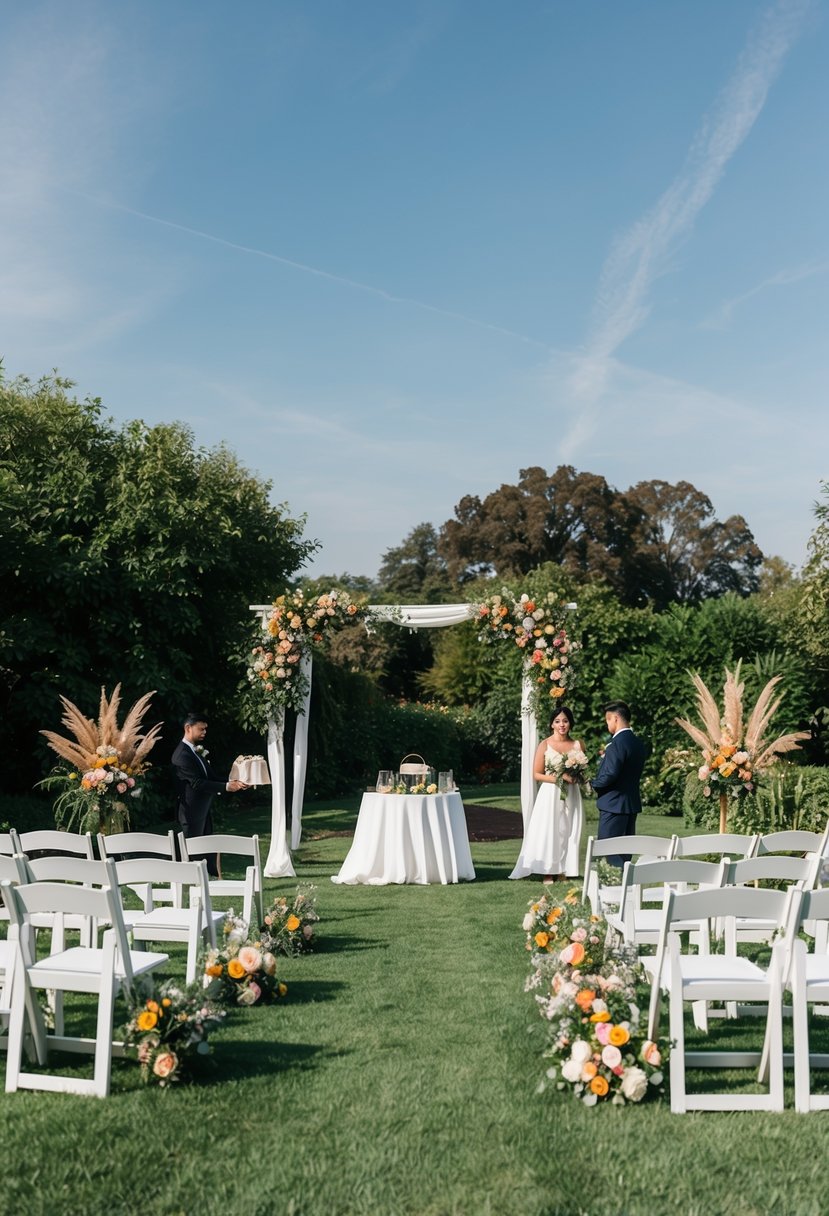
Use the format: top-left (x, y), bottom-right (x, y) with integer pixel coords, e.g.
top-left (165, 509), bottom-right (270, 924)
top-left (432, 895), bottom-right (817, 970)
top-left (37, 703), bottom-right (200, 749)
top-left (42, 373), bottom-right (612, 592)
top-left (98, 831), bottom-right (179, 909)
top-left (178, 832), bottom-right (264, 928)
top-left (16, 830), bottom-right (95, 860)
top-left (647, 885), bottom-right (793, 1112)
top-left (0, 855), bottom-right (28, 1031)
top-left (0, 832), bottom-right (20, 856)
top-left (607, 858), bottom-right (726, 952)
top-left (110, 858), bottom-right (222, 985)
top-left (724, 855), bottom-right (820, 945)
top-left (786, 889), bottom-right (829, 1111)
top-left (1, 876), bottom-right (168, 1097)
top-left (582, 835), bottom-right (677, 915)
top-left (672, 832), bottom-right (759, 860)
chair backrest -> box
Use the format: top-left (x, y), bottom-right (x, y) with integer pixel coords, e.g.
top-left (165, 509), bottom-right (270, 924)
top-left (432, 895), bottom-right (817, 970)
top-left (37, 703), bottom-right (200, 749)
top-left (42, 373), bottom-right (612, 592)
top-left (97, 830), bottom-right (176, 859)
top-left (587, 835), bottom-right (677, 861)
top-left (16, 830), bottom-right (95, 859)
top-left (662, 884), bottom-right (795, 960)
top-left (755, 827), bottom-right (829, 857)
top-left (21, 855), bottom-right (112, 886)
top-left (673, 832), bottom-right (758, 859)
top-left (179, 833), bottom-right (259, 862)
top-left (0, 853), bottom-right (27, 885)
top-left (618, 857), bottom-right (726, 925)
top-left (726, 855), bottom-right (820, 889)
top-left (0, 830), bottom-right (21, 856)
top-left (110, 857), bottom-right (212, 917)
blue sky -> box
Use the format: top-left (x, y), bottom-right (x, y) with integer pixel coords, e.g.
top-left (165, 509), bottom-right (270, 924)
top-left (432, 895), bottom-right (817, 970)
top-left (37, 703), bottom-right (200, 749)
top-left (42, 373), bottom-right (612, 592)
top-left (2, 0), bottom-right (827, 578)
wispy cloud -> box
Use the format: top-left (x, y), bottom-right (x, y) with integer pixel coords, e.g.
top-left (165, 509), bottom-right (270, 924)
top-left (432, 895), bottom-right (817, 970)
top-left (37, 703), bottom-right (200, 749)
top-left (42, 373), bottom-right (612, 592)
top-left (560, 0), bottom-right (814, 459)
top-left (69, 189), bottom-right (548, 349)
top-left (701, 258), bottom-right (829, 329)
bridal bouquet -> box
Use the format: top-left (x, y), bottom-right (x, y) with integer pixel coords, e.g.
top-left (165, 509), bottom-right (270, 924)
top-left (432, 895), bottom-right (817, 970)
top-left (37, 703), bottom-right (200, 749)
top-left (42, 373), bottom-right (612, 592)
top-left (544, 745), bottom-right (589, 801)
top-left (203, 912), bottom-right (288, 1006)
top-left (259, 885), bottom-right (320, 956)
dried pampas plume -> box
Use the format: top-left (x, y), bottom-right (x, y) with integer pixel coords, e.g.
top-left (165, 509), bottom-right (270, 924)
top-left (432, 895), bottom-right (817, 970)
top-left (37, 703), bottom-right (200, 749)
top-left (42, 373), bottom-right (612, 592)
top-left (41, 684), bottom-right (162, 772)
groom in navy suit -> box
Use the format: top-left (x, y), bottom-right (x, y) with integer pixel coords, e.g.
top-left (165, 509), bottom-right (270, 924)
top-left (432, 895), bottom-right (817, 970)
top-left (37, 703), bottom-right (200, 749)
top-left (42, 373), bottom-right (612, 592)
top-left (590, 701), bottom-right (646, 869)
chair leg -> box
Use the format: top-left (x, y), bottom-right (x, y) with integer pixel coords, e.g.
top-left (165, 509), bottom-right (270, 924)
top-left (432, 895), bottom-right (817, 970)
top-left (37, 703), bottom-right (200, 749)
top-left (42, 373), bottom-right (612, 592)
top-left (791, 950), bottom-right (812, 1114)
top-left (93, 973), bottom-right (116, 1098)
top-left (670, 984), bottom-right (687, 1114)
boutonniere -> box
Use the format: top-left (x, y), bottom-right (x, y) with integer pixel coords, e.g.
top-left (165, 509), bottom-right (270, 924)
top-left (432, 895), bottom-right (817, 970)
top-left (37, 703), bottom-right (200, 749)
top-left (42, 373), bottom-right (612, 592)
top-left (195, 745), bottom-right (209, 759)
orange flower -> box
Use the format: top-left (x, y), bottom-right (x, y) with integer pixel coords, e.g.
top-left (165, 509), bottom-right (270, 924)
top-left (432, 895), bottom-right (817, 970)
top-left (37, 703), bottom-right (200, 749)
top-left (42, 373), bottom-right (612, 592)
top-left (574, 988), bottom-right (596, 1012)
top-left (590, 1075), bottom-right (609, 1096)
top-left (550, 687), bottom-right (566, 698)
top-left (534, 931), bottom-right (550, 948)
top-left (581, 1062), bottom-right (598, 1080)
top-left (609, 1025), bottom-right (630, 1046)
top-left (227, 959), bottom-right (246, 980)
top-left (590, 1011), bottom-right (611, 1023)
top-left (546, 909), bottom-right (562, 924)
top-left (137, 1010), bottom-right (158, 1031)
top-left (285, 914), bottom-right (301, 932)
top-left (524, 601), bottom-right (536, 613)
top-left (145, 1000), bottom-right (159, 1013)
top-left (205, 963), bottom-right (222, 977)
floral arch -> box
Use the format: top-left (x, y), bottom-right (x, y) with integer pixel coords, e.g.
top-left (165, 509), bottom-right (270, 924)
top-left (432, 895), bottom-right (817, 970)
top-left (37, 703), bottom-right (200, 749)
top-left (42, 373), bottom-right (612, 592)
top-left (247, 590), bottom-right (578, 877)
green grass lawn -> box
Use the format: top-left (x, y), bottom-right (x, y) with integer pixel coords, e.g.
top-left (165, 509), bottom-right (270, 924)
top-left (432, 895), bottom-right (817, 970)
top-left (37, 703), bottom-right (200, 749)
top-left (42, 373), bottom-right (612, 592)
top-left (1, 788), bottom-right (829, 1215)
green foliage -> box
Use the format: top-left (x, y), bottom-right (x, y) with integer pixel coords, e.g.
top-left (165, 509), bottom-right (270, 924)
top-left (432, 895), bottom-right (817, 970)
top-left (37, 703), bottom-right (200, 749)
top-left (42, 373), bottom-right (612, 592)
top-left (0, 371), bottom-right (314, 792)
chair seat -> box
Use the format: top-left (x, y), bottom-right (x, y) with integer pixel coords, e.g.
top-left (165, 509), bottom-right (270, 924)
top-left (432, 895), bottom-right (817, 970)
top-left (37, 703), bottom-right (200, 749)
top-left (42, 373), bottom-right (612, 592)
top-left (30, 946), bottom-right (168, 983)
top-left (129, 907), bottom-right (224, 934)
top-left (207, 879), bottom-right (247, 897)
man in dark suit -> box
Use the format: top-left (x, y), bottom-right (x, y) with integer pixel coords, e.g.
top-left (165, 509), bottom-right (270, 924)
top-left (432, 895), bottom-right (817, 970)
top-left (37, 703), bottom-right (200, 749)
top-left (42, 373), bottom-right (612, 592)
top-left (172, 713), bottom-right (247, 876)
top-left (590, 700), bottom-right (646, 869)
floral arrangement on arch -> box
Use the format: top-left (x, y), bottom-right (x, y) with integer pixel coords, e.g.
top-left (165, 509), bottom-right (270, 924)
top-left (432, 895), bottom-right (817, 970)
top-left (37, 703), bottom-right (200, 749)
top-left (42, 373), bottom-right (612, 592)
top-left (203, 912), bottom-right (288, 1006)
top-left (676, 664), bottom-right (809, 822)
top-left (38, 685), bottom-right (161, 834)
top-left (244, 587), bottom-right (367, 721)
top-left (123, 979), bottom-right (225, 1087)
top-left (259, 885), bottom-right (320, 956)
top-left (524, 892), bottom-right (669, 1107)
top-left (477, 590), bottom-right (581, 720)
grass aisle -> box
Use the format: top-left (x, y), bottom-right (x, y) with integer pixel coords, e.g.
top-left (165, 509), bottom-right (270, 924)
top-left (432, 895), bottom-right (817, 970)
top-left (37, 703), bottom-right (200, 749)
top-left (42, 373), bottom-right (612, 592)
top-left (2, 802), bottom-right (829, 1214)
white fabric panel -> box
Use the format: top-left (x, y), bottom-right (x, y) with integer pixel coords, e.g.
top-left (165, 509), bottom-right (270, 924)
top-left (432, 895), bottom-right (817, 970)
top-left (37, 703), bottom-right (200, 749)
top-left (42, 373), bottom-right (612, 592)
top-left (290, 652), bottom-right (312, 849)
top-left (263, 713), bottom-right (296, 878)
top-left (367, 603), bottom-right (477, 629)
top-left (331, 792), bottom-right (475, 885)
top-left (521, 670), bottom-right (539, 828)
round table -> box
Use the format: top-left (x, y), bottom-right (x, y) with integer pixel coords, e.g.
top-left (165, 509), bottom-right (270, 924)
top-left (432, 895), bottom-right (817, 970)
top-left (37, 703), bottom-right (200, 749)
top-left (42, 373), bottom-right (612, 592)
top-left (331, 791), bottom-right (476, 885)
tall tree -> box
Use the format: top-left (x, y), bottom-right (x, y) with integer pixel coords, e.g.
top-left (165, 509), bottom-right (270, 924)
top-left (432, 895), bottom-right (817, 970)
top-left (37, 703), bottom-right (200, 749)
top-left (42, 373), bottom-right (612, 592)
top-left (0, 371), bottom-right (314, 790)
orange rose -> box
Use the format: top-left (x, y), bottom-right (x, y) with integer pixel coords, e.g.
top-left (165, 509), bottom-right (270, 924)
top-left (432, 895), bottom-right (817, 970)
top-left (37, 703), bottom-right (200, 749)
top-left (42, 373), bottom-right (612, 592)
top-left (609, 1025), bottom-right (630, 1046)
top-left (574, 989), bottom-right (596, 1012)
top-left (285, 914), bottom-right (301, 932)
top-left (205, 963), bottom-right (222, 977)
top-left (581, 1062), bottom-right (598, 1080)
top-left (590, 1075), bottom-right (609, 1096)
top-left (534, 931), bottom-right (550, 948)
top-left (590, 1011), bottom-right (611, 1023)
top-left (228, 959), bottom-right (246, 980)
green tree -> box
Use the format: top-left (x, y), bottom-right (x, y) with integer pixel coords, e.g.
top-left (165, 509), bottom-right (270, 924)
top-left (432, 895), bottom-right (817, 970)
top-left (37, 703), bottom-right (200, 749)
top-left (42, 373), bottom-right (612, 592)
top-left (0, 371), bottom-right (314, 790)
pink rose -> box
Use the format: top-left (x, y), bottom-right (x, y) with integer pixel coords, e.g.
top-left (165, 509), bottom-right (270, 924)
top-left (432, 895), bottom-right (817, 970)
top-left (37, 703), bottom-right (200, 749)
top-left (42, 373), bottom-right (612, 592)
top-left (237, 946), bottom-right (262, 974)
top-left (117, 782), bottom-right (127, 794)
top-left (152, 1051), bottom-right (178, 1079)
top-left (595, 1022), bottom-right (612, 1045)
top-left (570, 927), bottom-right (587, 942)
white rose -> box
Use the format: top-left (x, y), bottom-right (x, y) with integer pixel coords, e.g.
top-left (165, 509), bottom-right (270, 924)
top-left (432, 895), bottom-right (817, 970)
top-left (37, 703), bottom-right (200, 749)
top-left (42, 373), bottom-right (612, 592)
top-left (570, 1040), bottom-right (592, 1064)
top-left (591, 998), bottom-right (607, 1014)
top-left (561, 1057), bottom-right (583, 1083)
top-left (601, 1044), bottom-right (622, 1068)
top-left (237, 986), bottom-right (258, 1006)
top-left (620, 1066), bottom-right (649, 1102)
top-left (522, 913), bottom-right (535, 931)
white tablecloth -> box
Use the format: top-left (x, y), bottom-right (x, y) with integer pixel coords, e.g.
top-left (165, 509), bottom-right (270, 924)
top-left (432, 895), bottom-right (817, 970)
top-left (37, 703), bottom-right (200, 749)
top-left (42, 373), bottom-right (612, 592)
top-left (331, 791), bottom-right (476, 885)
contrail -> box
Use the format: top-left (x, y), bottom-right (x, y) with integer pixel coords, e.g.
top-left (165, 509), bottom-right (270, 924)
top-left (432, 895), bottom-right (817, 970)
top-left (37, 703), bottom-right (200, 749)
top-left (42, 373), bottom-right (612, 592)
top-left (561, 0), bottom-right (813, 458)
top-left (68, 189), bottom-right (550, 350)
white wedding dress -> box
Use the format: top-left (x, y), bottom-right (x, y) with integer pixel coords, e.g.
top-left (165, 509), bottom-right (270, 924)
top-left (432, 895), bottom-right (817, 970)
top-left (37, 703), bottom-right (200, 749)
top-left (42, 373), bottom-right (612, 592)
top-left (509, 746), bottom-right (583, 879)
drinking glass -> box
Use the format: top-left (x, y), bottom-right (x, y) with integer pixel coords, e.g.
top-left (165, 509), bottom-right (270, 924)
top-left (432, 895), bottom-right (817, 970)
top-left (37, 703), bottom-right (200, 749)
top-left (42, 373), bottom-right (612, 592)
top-left (376, 770), bottom-right (393, 793)
top-left (438, 770), bottom-right (453, 793)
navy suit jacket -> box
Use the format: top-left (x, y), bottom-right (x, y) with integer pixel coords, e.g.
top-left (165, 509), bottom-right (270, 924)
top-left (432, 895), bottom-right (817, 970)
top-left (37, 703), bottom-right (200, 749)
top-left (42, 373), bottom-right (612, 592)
top-left (172, 741), bottom-right (225, 835)
top-left (590, 729), bottom-right (646, 817)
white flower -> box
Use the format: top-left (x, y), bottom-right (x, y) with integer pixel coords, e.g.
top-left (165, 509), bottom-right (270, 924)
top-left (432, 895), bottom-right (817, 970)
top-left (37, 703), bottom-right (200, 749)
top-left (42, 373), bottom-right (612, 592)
top-left (237, 986), bottom-right (258, 1006)
top-left (620, 1066), bottom-right (649, 1102)
top-left (561, 1057), bottom-right (583, 1083)
top-left (522, 913), bottom-right (535, 931)
top-left (601, 1044), bottom-right (622, 1068)
top-left (591, 998), bottom-right (607, 1014)
top-left (570, 1039), bottom-right (592, 1064)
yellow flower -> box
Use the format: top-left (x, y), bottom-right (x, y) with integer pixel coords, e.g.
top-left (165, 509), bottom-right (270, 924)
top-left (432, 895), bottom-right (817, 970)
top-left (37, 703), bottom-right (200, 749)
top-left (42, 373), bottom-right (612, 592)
top-left (228, 959), bottom-right (246, 980)
top-left (161, 998), bottom-right (172, 1007)
top-left (205, 963), bottom-right (223, 978)
top-left (590, 1075), bottom-right (609, 1096)
top-left (146, 1000), bottom-right (159, 1013)
top-left (137, 1011), bottom-right (158, 1031)
top-left (590, 1011), bottom-right (611, 1023)
top-left (609, 1025), bottom-right (630, 1046)
top-left (534, 931), bottom-right (550, 948)
top-left (285, 914), bottom-right (301, 932)
top-left (68, 772), bottom-right (78, 781)
top-left (278, 982), bottom-right (288, 997)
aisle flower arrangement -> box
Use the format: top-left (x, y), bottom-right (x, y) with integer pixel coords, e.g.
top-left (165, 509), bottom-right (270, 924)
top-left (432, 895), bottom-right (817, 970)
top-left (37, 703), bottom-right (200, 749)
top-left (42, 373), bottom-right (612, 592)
top-left (123, 980), bottom-right (225, 1087)
top-left (524, 893), bottom-right (669, 1107)
top-left (259, 885), bottom-right (320, 956)
top-left (477, 590), bottom-right (581, 719)
top-left (244, 587), bottom-right (367, 720)
top-left (203, 912), bottom-right (288, 1006)
top-left (38, 685), bottom-right (161, 833)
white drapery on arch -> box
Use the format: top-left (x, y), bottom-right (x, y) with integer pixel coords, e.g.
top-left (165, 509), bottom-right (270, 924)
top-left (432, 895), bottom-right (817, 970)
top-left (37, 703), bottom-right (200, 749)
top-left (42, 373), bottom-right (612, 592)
top-left (249, 601), bottom-right (542, 878)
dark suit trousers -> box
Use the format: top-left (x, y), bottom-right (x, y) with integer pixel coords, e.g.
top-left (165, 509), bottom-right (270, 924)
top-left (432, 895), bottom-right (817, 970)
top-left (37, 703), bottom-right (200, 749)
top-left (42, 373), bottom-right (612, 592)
top-left (176, 804), bottom-right (219, 877)
top-left (598, 810), bottom-right (638, 869)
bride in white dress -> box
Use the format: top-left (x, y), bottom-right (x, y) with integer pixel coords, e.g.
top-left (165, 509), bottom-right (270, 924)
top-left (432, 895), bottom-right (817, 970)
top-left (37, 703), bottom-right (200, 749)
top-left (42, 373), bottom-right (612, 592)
top-left (509, 706), bottom-right (585, 881)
